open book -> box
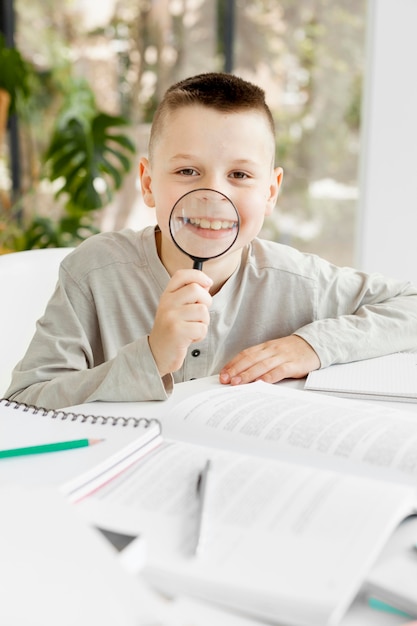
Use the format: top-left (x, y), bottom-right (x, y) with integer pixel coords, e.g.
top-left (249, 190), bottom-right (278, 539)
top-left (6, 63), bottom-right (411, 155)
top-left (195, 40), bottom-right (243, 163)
top-left (65, 379), bottom-right (417, 626)
top-left (304, 352), bottom-right (417, 402)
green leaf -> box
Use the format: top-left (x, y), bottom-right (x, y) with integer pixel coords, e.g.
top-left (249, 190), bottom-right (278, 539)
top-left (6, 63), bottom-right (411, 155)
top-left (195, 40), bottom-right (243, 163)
top-left (99, 156), bottom-right (123, 188)
top-left (0, 34), bottom-right (32, 113)
top-left (43, 88), bottom-right (134, 215)
top-left (102, 146), bottom-right (131, 172)
top-left (107, 134), bottom-right (136, 152)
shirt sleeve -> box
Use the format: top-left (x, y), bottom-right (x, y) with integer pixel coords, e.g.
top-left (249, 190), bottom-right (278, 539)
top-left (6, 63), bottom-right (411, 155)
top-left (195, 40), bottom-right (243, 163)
top-left (293, 259), bottom-right (417, 368)
top-left (5, 264), bottom-right (173, 409)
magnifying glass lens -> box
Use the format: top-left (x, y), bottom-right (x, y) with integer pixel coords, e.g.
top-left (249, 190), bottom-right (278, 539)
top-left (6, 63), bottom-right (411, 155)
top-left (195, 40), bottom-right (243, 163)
top-left (169, 189), bottom-right (239, 269)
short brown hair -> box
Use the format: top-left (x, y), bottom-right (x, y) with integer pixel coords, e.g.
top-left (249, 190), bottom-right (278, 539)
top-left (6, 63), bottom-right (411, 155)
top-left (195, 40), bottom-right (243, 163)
top-left (149, 72), bottom-right (275, 160)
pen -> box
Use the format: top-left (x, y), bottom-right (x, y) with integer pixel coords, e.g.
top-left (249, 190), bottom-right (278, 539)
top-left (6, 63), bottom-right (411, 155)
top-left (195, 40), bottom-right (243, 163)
top-left (0, 438), bottom-right (103, 459)
top-left (194, 459), bottom-right (213, 556)
top-left (368, 597), bottom-right (414, 619)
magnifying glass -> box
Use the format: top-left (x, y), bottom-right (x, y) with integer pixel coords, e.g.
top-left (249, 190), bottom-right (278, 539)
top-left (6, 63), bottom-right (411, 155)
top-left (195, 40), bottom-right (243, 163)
top-left (169, 188), bottom-right (240, 270)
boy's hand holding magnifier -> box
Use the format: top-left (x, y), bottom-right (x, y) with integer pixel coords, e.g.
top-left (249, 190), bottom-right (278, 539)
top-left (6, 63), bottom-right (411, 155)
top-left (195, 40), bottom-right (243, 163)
top-left (148, 189), bottom-right (239, 377)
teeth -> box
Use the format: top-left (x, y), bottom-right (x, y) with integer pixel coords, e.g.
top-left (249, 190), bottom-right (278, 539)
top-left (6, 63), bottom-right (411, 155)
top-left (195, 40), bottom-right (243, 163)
top-left (189, 217), bottom-right (236, 230)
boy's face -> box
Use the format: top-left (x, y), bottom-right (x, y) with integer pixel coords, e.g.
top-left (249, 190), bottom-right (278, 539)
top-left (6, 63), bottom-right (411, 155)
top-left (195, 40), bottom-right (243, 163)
top-left (140, 104), bottom-right (282, 269)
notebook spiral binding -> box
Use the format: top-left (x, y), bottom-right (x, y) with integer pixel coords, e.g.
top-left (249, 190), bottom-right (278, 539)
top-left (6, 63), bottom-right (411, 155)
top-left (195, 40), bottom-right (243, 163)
top-left (0, 397), bottom-right (158, 429)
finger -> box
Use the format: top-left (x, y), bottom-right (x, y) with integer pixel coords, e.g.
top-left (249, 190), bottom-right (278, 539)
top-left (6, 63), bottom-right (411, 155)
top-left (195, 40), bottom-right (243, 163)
top-left (168, 269), bottom-right (213, 293)
top-left (220, 345), bottom-right (269, 381)
top-left (222, 355), bottom-right (288, 385)
top-left (256, 360), bottom-right (311, 384)
top-left (180, 303), bottom-right (211, 326)
top-left (156, 302), bottom-right (211, 340)
top-left (222, 357), bottom-right (308, 386)
top-left (163, 282), bottom-right (213, 310)
top-left (219, 337), bottom-right (320, 385)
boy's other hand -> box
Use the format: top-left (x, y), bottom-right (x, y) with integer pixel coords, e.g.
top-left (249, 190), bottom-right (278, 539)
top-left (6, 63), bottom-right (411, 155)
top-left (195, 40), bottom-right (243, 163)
top-left (149, 270), bottom-right (213, 377)
top-left (219, 335), bottom-right (320, 386)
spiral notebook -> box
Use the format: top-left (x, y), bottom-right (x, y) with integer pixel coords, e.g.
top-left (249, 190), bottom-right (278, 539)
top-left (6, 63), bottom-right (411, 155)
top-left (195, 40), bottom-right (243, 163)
top-left (0, 398), bottom-right (162, 502)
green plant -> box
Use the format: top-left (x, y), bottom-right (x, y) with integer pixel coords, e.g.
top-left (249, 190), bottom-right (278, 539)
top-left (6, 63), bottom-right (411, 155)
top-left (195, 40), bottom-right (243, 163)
top-left (0, 34), bottom-right (31, 114)
top-left (45, 80), bottom-right (135, 214)
top-left (1, 77), bottom-right (136, 251)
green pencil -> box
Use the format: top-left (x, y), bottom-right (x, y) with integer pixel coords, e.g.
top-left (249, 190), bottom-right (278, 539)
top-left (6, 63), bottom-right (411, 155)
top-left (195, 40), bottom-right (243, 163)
top-left (0, 438), bottom-right (103, 459)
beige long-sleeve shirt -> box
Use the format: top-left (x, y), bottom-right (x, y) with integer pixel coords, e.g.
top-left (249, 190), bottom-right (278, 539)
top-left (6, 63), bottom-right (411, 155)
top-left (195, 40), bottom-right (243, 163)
top-left (6, 226), bottom-right (417, 408)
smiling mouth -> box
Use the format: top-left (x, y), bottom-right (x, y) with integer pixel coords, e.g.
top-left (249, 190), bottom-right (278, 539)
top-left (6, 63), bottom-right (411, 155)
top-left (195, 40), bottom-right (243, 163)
top-left (184, 217), bottom-right (237, 231)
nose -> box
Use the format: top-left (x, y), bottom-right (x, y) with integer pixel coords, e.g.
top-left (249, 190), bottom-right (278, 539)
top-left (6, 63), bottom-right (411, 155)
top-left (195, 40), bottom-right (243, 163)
top-left (190, 188), bottom-right (238, 224)
top-left (192, 188), bottom-right (235, 219)
top-left (199, 188), bottom-right (229, 203)
top-left (198, 171), bottom-right (231, 199)
top-left (196, 187), bottom-right (231, 205)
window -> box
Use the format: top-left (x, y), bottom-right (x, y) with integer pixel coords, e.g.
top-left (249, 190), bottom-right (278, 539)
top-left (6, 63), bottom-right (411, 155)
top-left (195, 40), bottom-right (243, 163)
top-left (11, 0), bottom-right (367, 266)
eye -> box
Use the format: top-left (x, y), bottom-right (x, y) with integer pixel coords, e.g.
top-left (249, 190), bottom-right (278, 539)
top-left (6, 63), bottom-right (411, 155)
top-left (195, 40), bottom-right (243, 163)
top-left (177, 168), bottom-right (199, 176)
top-left (230, 171), bottom-right (249, 180)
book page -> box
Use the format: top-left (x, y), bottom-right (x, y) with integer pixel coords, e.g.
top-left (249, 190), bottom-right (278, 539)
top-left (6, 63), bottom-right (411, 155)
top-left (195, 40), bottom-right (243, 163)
top-left (77, 439), bottom-right (415, 626)
top-left (305, 353), bottom-right (417, 401)
top-left (157, 381), bottom-right (417, 486)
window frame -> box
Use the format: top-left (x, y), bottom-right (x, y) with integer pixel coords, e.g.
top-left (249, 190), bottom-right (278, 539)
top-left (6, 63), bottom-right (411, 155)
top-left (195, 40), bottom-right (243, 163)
top-left (357, 0), bottom-right (417, 282)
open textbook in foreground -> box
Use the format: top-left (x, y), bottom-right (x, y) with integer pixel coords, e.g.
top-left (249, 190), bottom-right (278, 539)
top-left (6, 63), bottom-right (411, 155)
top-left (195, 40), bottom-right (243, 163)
top-left (305, 352), bottom-right (417, 402)
top-left (67, 379), bottom-right (417, 626)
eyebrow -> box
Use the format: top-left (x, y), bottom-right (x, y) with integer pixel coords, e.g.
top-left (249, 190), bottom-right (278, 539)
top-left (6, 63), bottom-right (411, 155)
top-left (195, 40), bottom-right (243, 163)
top-left (169, 154), bottom-right (197, 162)
top-left (169, 154), bottom-right (261, 167)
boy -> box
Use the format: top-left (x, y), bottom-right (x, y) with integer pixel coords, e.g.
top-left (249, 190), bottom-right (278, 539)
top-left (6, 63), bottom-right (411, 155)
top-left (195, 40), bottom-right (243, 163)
top-left (6, 72), bottom-right (417, 408)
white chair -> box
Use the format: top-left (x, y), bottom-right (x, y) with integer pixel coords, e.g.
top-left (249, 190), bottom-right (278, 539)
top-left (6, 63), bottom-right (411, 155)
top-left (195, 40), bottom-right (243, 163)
top-left (0, 247), bottom-right (74, 396)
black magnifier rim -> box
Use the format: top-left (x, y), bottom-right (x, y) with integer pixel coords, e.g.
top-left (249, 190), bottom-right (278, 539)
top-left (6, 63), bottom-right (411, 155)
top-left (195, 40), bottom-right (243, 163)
top-left (168, 188), bottom-right (240, 264)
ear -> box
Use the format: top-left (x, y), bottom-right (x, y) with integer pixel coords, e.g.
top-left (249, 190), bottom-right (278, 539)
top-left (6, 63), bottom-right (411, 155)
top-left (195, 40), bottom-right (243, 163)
top-left (265, 167), bottom-right (283, 216)
top-left (139, 157), bottom-right (155, 207)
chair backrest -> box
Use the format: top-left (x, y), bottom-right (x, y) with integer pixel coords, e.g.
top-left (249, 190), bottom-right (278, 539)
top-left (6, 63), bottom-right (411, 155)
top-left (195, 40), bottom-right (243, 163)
top-left (0, 247), bottom-right (74, 396)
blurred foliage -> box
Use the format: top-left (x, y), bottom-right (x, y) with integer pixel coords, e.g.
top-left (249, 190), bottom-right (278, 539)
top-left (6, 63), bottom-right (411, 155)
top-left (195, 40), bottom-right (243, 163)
top-left (1, 0), bottom-right (366, 265)
top-left (44, 80), bottom-right (135, 215)
top-left (0, 34), bottom-right (32, 114)
top-left (0, 66), bottom-right (135, 252)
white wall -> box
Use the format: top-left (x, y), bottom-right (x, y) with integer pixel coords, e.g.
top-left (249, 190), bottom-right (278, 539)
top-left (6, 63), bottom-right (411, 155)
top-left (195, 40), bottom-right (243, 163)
top-left (357, 0), bottom-right (417, 283)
